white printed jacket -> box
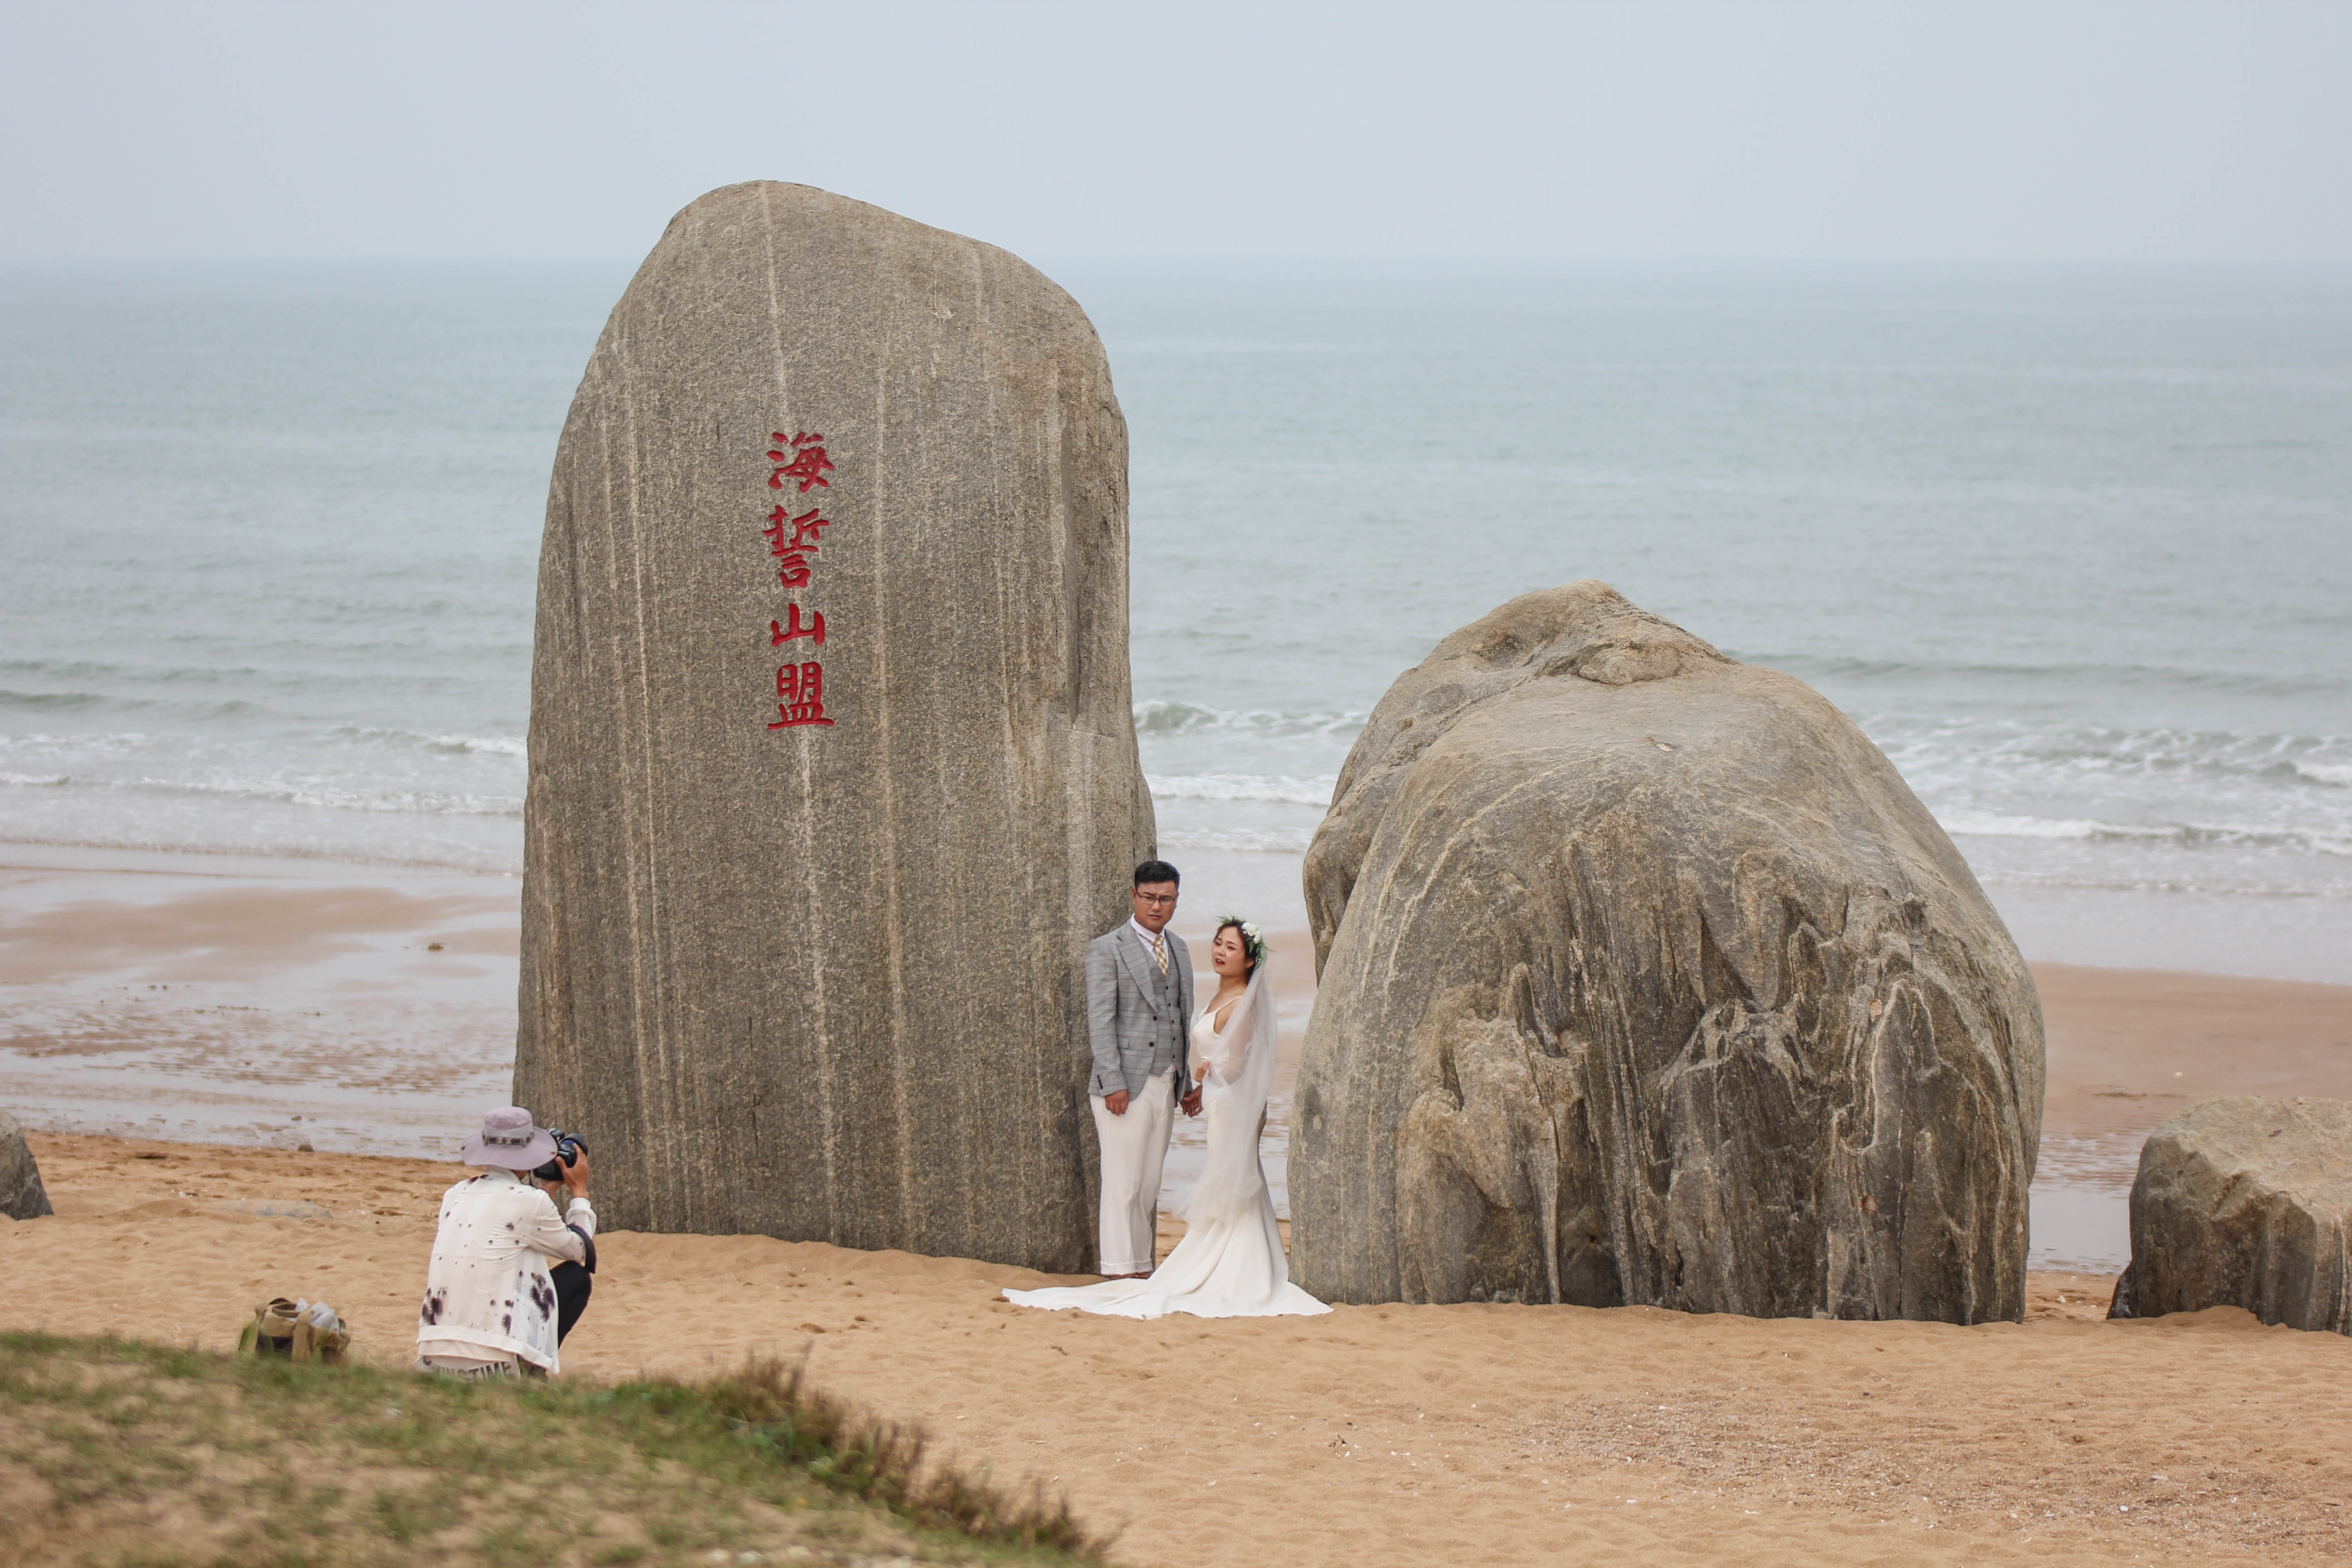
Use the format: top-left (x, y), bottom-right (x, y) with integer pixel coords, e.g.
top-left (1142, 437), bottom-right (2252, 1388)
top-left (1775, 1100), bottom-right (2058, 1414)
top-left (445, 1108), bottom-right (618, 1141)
top-left (415, 1169), bottom-right (593, 1373)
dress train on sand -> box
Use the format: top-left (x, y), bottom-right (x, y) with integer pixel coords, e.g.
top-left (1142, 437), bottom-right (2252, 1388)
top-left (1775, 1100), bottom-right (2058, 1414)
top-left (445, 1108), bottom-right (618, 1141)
top-left (1005, 965), bottom-right (1328, 1320)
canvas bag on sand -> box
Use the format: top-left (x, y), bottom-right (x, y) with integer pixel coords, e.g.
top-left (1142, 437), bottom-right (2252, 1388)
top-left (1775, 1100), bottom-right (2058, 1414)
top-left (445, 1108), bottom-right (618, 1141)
top-left (237, 1297), bottom-right (350, 1365)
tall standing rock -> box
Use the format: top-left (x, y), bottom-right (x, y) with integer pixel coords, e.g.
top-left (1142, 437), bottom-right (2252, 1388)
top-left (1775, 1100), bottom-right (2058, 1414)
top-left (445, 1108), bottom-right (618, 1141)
top-left (1292, 583), bottom-right (2044, 1321)
top-left (514, 183), bottom-right (1154, 1270)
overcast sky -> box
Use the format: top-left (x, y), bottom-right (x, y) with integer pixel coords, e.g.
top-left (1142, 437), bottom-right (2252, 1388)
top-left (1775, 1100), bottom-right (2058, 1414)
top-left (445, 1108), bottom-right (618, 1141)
top-left (3, 0), bottom-right (2347, 261)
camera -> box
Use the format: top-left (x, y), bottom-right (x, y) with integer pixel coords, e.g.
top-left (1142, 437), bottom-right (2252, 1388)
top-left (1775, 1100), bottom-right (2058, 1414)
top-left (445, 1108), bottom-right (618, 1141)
top-left (532, 1130), bottom-right (585, 1185)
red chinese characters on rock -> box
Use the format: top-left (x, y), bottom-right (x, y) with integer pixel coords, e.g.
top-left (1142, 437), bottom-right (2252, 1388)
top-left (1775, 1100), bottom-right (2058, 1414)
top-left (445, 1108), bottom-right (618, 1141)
top-left (767, 431), bottom-right (834, 492)
top-left (768, 662), bottom-right (834, 729)
top-left (762, 505), bottom-right (830, 588)
top-left (769, 604), bottom-right (825, 647)
top-left (757, 430), bottom-right (836, 731)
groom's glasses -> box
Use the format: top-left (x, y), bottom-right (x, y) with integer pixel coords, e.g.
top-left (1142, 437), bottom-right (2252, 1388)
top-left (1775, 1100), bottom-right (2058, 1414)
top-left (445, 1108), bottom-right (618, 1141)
top-left (1133, 892), bottom-right (1177, 906)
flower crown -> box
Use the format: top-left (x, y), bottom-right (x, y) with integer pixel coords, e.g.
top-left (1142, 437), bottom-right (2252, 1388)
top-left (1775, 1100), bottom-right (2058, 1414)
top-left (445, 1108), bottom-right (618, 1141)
top-left (1216, 916), bottom-right (1269, 971)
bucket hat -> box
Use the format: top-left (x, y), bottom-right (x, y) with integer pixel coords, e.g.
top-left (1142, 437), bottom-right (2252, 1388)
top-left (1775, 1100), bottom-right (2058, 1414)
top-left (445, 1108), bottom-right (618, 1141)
top-left (461, 1107), bottom-right (558, 1171)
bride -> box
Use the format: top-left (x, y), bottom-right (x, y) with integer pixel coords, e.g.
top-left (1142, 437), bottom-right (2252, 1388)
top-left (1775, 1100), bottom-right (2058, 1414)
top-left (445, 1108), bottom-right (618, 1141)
top-left (1006, 917), bottom-right (1329, 1320)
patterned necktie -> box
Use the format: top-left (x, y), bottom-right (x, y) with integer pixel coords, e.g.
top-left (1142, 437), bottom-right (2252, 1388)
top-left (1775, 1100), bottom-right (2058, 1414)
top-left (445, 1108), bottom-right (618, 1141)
top-left (1151, 932), bottom-right (1167, 974)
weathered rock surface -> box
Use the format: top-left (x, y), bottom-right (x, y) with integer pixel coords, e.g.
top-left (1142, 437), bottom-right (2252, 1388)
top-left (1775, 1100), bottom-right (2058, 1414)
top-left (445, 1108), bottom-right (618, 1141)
top-left (1, 1109), bottom-right (53, 1220)
top-left (1291, 582), bottom-right (2044, 1321)
top-left (514, 183), bottom-right (1154, 1270)
top-left (2109, 1097), bottom-right (2352, 1333)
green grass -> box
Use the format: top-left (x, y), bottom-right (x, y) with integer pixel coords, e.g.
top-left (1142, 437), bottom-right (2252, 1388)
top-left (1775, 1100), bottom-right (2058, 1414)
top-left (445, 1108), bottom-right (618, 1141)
top-left (0, 1332), bottom-right (1103, 1568)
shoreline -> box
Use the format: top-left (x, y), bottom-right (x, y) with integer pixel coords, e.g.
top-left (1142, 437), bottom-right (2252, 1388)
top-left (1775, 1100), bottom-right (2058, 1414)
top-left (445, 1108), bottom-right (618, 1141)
top-left (6, 839), bottom-right (2352, 1271)
top-left (11, 833), bottom-right (2349, 982)
top-left (0, 842), bottom-right (521, 1159)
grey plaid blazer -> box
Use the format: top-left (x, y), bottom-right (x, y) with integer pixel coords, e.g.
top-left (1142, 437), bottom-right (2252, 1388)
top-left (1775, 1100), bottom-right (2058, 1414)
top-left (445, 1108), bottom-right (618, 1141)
top-left (1084, 923), bottom-right (1194, 1101)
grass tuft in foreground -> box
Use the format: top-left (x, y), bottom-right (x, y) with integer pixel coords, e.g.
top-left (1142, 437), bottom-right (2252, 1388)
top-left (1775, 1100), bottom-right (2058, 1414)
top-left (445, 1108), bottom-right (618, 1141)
top-left (0, 1331), bottom-right (1104, 1568)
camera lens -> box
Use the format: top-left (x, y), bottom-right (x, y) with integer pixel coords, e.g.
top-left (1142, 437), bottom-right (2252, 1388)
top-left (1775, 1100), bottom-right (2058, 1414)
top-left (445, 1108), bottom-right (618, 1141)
top-left (531, 1132), bottom-right (581, 1184)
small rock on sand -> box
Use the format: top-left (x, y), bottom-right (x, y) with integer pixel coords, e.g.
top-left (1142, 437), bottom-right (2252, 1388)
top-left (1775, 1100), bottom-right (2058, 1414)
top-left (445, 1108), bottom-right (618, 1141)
top-left (2110, 1095), bottom-right (2352, 1333)
top-left (1, 1108), bottom-right (55, 1220)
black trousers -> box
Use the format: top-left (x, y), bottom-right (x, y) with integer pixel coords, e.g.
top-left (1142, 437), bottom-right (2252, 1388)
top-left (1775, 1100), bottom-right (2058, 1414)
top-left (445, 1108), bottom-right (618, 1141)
top-left (551, 1260), bottom-right (593, 1345)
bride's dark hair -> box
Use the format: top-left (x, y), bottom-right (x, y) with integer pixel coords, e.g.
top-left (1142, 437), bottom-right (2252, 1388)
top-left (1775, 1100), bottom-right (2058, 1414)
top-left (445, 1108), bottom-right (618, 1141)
top-left (1214, 917), bottom-right (1266, 974)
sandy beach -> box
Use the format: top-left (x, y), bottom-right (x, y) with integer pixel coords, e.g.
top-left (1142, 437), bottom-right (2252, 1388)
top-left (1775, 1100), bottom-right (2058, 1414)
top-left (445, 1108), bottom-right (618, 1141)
top-left (5, 848), bottom-right (2352, 1563)
top-left (5, 11), bottom-right (2348, 1561)
top-left (4, 1131), bottom-right (2350, 1566)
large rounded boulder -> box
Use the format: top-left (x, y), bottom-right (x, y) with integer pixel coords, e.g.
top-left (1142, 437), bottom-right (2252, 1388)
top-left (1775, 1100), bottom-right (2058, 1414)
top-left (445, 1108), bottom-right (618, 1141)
top-left (1291, 582), bottom-right (2043, 1321)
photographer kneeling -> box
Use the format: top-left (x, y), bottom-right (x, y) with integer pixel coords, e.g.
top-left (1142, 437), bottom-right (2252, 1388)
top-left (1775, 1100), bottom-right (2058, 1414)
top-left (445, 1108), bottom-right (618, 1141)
top-left (415, 1106), bottom-right (595, 1378)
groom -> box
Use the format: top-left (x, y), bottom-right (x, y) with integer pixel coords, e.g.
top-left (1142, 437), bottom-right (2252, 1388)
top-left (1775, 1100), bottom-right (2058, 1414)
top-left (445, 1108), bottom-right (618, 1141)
top-left (1084, 859), bottom-right (1202, 1278)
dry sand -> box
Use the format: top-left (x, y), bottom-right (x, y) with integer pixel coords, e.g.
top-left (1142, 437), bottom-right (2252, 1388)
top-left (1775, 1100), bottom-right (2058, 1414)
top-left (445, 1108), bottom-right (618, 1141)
top-left (6, 1132), bottom-right (2352, 1567)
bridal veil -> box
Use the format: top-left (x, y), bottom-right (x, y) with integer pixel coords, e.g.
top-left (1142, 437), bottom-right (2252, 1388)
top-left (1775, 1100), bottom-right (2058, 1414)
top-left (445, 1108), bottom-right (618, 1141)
top-left (1183, 960), bottom-right (1282, 1228)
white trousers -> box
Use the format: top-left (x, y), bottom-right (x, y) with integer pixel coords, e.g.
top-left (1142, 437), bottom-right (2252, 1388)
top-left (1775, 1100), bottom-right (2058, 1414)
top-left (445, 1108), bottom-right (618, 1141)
top-left (1092, 1070), bottom-right (1175, 1275)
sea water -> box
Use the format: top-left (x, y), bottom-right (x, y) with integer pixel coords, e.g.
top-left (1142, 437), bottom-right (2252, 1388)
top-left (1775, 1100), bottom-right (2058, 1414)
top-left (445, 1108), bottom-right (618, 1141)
top-left (5, 261), bottom-right (2350, 1267)
top-left (1095, 261), bottom-right (2352, 980)
top-left (4, 259), bottom-right (2345, 981)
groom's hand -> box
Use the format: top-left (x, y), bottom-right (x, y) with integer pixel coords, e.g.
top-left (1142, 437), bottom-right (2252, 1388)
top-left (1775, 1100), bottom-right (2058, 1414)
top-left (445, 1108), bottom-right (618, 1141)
top-left (1104, 1090), bottom-right (1130, 1117)
top-left (1181, 1089), bottom-right (1203, 1117)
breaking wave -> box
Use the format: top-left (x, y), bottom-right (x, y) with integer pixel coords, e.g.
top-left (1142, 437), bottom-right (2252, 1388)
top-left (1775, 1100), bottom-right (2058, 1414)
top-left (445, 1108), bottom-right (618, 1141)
top-left (1133, 700), bottom-right (1366, 740)
top-left (1146, 773), bottom-right (1335, 806)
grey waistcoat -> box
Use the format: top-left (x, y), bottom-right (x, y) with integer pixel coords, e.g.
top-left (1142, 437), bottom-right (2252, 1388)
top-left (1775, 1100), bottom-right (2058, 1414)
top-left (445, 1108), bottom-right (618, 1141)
top-left (1144, 942), bottom-right (1182, 1079)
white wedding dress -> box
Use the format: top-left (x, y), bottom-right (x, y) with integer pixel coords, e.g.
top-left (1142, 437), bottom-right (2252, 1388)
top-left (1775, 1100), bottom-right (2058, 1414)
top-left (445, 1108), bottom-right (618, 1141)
top-left (1005, 964), bottom-right (1330, 1319)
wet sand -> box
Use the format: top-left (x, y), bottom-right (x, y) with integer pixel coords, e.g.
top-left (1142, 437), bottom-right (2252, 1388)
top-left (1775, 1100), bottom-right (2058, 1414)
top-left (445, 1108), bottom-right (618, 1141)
top-left (0, 845), bottom-right (518, 1155)
top-left (5, 1132), bottom-right (2352, 1566)
top-left (2038, 961), bottom-right (2352, 1166)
